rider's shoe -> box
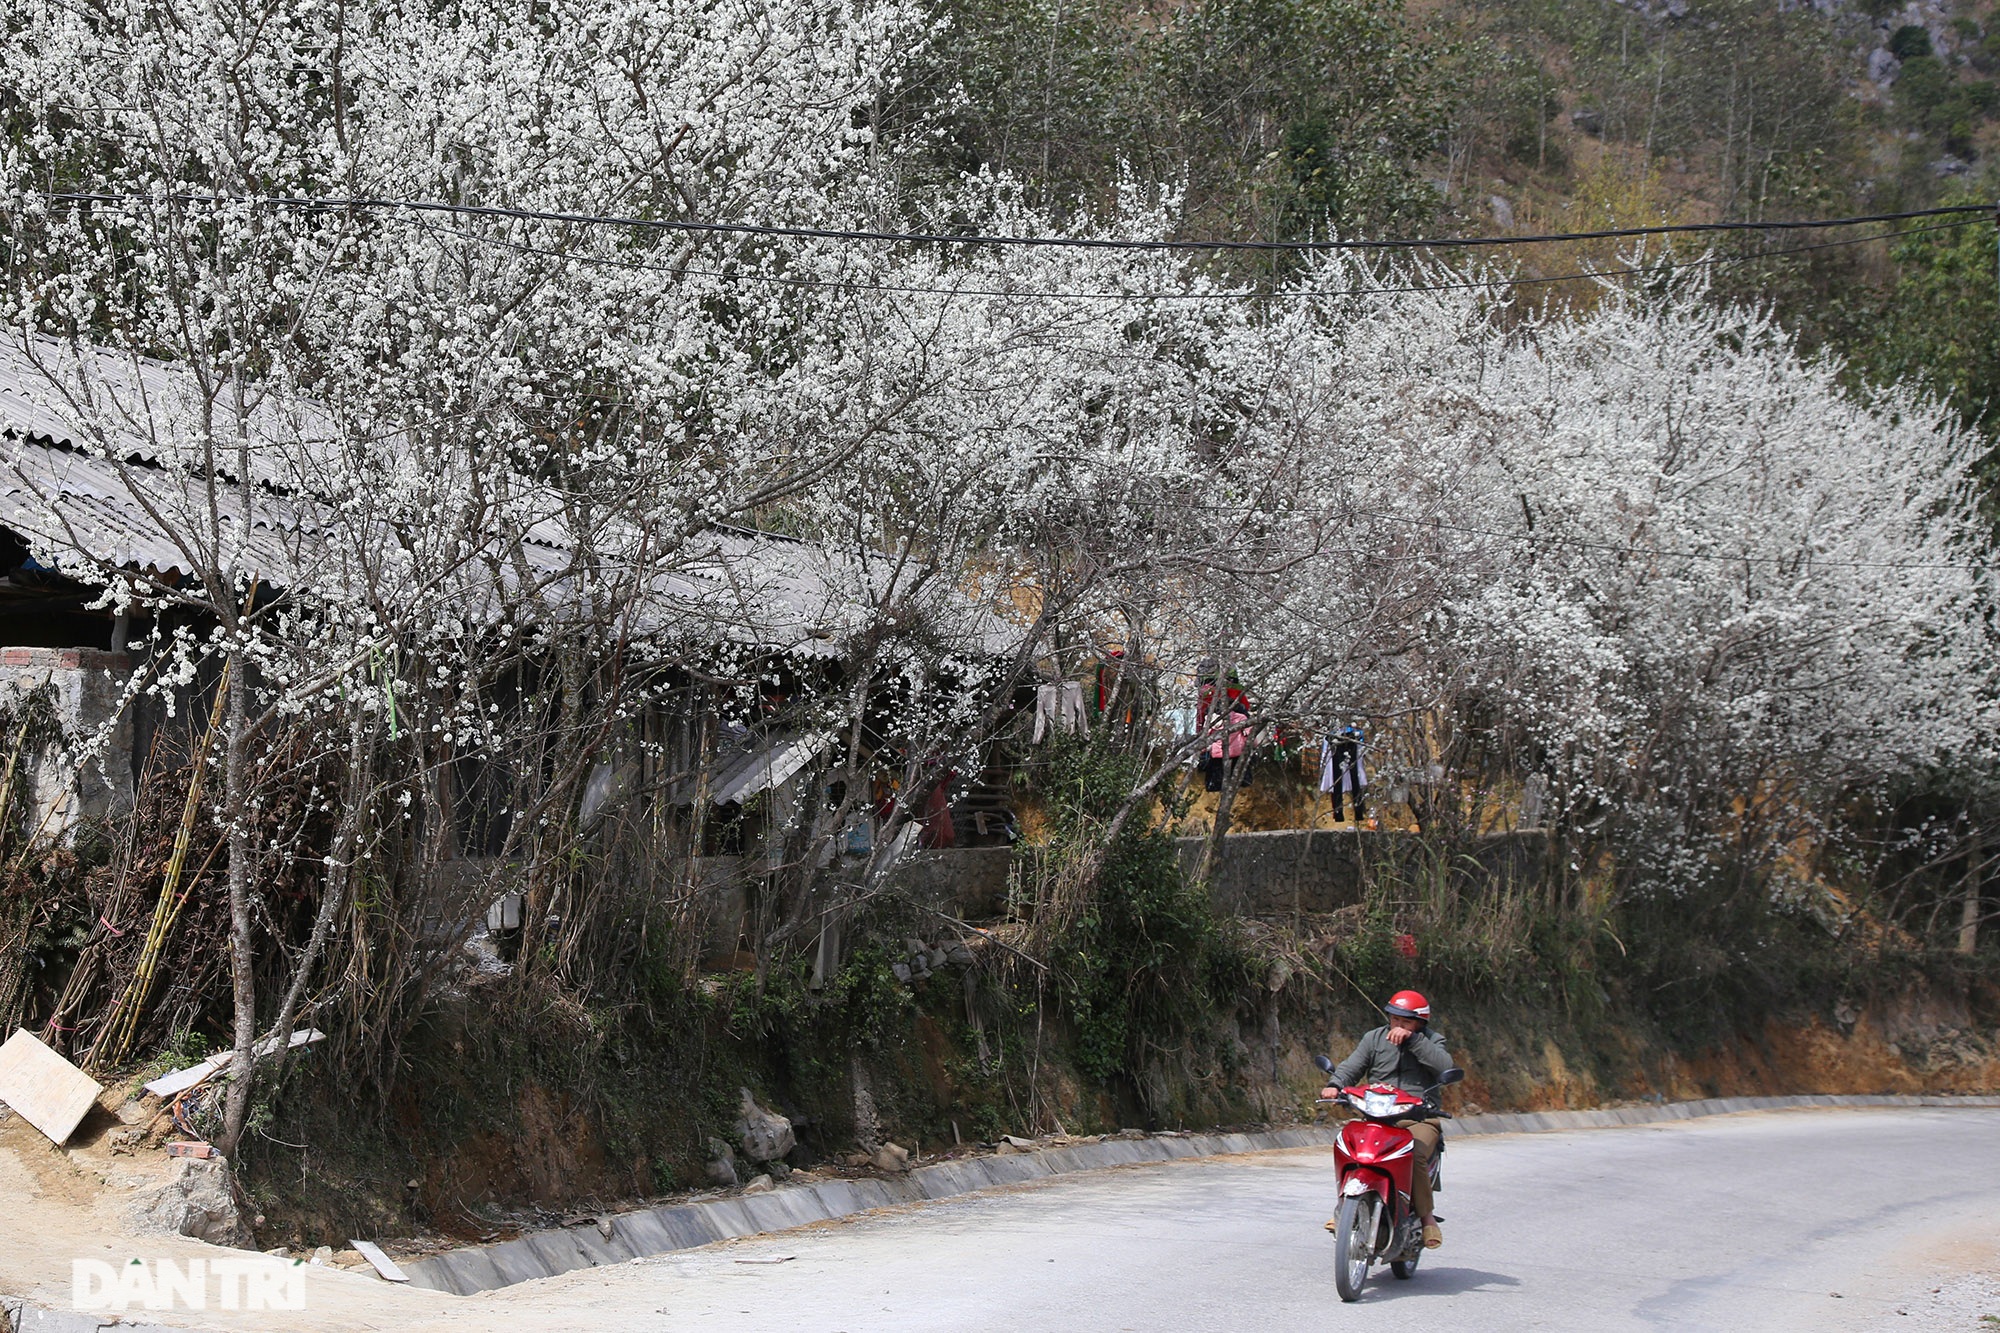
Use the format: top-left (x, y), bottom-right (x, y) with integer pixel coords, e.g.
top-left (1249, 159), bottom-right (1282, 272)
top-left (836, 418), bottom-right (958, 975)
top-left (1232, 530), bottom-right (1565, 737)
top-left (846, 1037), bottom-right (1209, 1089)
top-left (1324, 1218), bottom-right (1340, 1232)
top-left (1422, 1223), bottom-right (1443, 1249)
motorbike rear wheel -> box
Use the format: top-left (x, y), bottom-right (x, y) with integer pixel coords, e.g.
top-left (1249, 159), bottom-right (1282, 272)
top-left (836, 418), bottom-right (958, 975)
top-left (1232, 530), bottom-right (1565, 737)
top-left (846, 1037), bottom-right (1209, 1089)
top-left (1332, 1194), bottom-right (1376, 1302)
top-left (1390, 1249), bottom-right (1420, 1280)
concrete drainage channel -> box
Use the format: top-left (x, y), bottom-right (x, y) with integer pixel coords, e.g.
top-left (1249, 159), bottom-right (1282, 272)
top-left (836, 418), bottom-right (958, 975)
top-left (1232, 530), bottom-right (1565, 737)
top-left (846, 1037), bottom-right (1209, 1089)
top-left (401, 1092), bottom-right (2000, 1296)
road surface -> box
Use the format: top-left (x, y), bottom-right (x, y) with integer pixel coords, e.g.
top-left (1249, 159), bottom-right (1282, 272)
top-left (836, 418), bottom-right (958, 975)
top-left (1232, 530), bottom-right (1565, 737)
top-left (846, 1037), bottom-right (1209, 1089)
top-left (9, 1107), bottom-right (2000, 1331)
top-left (492, 1107), bottom-right (2000, 1333)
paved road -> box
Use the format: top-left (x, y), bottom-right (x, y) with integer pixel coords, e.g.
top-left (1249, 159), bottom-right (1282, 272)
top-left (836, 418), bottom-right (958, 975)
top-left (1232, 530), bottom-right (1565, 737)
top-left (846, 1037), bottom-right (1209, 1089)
top-left (498, 1108), bottom-right (2000, 1333)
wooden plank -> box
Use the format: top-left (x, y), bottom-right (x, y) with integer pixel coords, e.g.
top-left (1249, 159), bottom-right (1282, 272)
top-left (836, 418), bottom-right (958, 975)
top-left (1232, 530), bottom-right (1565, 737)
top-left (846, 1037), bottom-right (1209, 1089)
top-left (0, 1028), bottom-right (103, 1145)
top-left (143, 1053), bottom-right (228, 1099)
top-left (142, 1028), bottom-right (327, 1099)
top-left (349, 1239), bottom-right (409, 1283)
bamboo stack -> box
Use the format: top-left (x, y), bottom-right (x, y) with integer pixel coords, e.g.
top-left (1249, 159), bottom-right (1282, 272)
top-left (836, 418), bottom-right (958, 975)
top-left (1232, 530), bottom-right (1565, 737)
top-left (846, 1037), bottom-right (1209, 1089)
top-left (88, 663), bottom-right (230, 1070)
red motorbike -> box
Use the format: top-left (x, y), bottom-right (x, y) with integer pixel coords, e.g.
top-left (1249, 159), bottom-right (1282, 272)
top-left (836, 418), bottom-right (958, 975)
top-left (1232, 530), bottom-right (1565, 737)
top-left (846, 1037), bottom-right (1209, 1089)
top-left (1312, 1054), bottom-right (1463, 1302)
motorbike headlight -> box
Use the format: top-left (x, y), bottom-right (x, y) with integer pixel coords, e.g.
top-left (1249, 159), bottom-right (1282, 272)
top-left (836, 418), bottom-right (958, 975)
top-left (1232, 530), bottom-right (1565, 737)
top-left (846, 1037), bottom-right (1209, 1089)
top-left (1361, 1090), bottom-right (1400, 1118)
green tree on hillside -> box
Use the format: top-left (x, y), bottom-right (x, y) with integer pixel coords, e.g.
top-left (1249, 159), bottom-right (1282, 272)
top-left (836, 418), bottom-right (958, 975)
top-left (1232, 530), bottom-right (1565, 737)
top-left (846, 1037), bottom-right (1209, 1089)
top-left (1150, 0), bottom-right (1453, 240)
top-left (1506, 0), bottom-right (1855, 220)
top-left (904, 0), bottom-right (1455, 240)
top-left (1865, 211), bottom-right (2000, 490)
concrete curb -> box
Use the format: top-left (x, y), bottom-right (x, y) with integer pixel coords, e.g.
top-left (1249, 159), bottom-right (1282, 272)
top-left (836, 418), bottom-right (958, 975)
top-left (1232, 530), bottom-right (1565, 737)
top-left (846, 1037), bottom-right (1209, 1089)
top-left (397, 1092), bottom-right (2000, 1296)
top-left (1446, 1092), bottom-right (2000, 1137)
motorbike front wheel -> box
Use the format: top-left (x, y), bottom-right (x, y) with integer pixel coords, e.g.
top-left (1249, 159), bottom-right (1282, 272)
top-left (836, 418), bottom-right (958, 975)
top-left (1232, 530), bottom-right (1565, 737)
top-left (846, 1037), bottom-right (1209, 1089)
top-left (1332, 1194), bottom-right (1377, 1302)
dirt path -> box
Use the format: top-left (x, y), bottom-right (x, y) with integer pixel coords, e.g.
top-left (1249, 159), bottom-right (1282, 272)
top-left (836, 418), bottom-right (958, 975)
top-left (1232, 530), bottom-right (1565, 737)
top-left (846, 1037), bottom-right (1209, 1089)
top-left (0, 1101), bottom-right (458, 1332)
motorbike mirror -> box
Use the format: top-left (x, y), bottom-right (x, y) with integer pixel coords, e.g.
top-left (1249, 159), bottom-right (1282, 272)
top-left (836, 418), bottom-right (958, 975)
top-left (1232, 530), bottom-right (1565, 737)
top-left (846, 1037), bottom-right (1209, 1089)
top-left (1313, 1054), bottom-right (1336, 1074)
top-left (1438, 1067), bottom-right (1465, 1086)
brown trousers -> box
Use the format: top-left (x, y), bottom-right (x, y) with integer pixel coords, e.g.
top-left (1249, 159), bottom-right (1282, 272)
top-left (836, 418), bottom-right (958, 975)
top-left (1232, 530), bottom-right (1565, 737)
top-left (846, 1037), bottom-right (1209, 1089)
top-left (1393, 1117), bottom-right (1442, 1218)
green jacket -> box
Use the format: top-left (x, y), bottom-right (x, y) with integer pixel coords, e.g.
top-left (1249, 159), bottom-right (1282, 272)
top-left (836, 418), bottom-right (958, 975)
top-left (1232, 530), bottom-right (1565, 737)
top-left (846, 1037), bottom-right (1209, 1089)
top-left (1330, 1025), bottom-right (1454, 1099)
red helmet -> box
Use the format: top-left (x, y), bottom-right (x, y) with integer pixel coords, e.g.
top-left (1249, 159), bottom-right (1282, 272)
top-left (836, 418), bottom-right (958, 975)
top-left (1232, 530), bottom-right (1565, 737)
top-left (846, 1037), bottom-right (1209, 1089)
top-left (1384, 990), bottom-right (1431, 1019)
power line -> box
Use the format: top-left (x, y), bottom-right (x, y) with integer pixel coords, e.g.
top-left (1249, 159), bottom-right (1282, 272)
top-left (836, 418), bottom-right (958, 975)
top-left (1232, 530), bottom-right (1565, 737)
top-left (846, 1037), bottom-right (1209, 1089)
top-left (400, 214), bottom-right (1977, 302)
top-left (34, 189), bottom-right (1997, 254)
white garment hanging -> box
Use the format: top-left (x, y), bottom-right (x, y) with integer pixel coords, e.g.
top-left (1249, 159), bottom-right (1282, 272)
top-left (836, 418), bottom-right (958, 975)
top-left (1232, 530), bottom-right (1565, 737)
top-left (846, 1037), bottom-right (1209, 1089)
top-left (1032, 682), bottom-right (1091, 742)
top-left (1321, 733), bottom-right (1366, 792)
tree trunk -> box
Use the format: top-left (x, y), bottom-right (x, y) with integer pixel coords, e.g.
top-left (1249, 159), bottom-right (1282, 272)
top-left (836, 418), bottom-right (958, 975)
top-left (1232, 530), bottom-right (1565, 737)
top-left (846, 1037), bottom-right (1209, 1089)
top-left (1959, 838), bottom-right (1983, 955)
top-left (219, 658), bottom-right (258, 1158)
top-left (257, 709), bottom-right (371, 1091)
top-left (1195, 729), bottom-right (1256, 892)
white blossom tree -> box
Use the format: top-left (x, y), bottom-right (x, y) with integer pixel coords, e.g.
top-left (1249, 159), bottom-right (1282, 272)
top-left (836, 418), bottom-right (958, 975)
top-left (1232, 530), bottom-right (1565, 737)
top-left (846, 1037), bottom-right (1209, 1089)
top-left (0, 0), bottom-right (1993, 1166)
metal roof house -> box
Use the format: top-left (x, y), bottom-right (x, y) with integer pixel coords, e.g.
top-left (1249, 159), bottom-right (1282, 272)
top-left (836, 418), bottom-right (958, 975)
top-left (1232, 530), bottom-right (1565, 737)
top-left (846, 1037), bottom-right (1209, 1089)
top-left (0, 335), bottom-right (1022, 886)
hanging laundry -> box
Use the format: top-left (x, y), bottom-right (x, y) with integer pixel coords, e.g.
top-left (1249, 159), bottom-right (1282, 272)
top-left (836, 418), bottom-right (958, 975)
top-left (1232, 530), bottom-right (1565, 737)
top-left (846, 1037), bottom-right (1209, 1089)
top-left (1205, 707), bottom-right (1256, 792)
top-left (1196, 680), bottom-right (1251, 732)
top-left (919, 769), bottom-right (957, 849)
top-left (1520, 772), bottom-right (1549, 829)
top-left (1093, 649), bottom-right (1126, 717)
top-left (1031, 681), bottom-right (1091, 743)
top-left (1322, 723), bottom-right (1369, 824)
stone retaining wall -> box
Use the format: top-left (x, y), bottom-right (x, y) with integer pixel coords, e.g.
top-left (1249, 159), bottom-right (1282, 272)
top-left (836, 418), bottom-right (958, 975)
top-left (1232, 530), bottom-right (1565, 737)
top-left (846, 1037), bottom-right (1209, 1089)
top-left (1183, 828), bottom-right (1549, 918)
top-left (878, 828), bottom-right (1554, 925)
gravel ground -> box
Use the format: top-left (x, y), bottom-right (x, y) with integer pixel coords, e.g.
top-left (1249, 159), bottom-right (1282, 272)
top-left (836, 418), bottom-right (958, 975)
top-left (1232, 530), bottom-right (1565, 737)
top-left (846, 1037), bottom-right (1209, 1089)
top-left (1853, 1270), bottom-right (2000, 1329)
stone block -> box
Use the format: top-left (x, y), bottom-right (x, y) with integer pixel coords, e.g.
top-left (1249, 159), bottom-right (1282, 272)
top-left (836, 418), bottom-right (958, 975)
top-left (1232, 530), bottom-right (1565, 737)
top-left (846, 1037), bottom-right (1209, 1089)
top-left (698, 1200), bottom-right (757, 1240)
top-left (413, 1244), bottom-right (506, 1296)
top-left (0, 646), bottom-right (137, 835)
top-left (886, 847), bottom-right (1014, 919)
top-left (127, 1158), bottom-right (250, 1247)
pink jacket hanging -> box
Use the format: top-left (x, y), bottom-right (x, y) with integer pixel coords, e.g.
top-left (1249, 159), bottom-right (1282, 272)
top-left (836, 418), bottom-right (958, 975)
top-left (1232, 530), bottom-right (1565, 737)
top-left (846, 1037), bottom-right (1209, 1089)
top-left (1209, 710), bottom-right (1252, 760)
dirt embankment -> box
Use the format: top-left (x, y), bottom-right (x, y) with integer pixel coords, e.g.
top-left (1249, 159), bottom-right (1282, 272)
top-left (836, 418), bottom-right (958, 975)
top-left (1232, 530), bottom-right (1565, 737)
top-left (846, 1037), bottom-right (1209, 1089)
top-left (4, 965), bottom-right (1997, 1266)
top-left (1190, 969), bottom-right (2000, 1135)
top-left (55, 944), bottom-right (1954, 1255)
top-left (1421, 977), bottom-right (2000, 1115)
top-left (394, 972), bottom-right (2000, 1245)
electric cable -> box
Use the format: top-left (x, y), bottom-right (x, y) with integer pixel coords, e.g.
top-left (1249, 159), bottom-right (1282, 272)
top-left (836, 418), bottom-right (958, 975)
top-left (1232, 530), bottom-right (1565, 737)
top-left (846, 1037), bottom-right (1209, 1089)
top-left (1347, 503), bottom-right (1993, 575)
top-left (33, 189), bottom-right (1996, 254)
top-left (396, 213), bottom-right (1978, 303)
top-left (38, 186), bottom-right (1978, 303)
top-left (21, 193), bottom-right (1992, 574)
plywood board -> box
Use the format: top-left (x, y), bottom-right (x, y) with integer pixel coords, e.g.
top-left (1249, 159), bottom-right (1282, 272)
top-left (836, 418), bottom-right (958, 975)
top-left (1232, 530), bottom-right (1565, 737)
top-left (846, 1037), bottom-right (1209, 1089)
top-left (0, 1028), bottom-right (103, 1145)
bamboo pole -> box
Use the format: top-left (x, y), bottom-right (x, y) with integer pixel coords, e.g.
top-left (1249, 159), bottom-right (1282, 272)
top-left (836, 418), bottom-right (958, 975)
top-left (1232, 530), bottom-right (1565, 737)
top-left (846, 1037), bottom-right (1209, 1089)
top-left (88, 660), bottom-right (231, 1070)
top-left (0, 702), bottom-right (35, 1032)
top-left (0, 688), bottom-right (41, 857)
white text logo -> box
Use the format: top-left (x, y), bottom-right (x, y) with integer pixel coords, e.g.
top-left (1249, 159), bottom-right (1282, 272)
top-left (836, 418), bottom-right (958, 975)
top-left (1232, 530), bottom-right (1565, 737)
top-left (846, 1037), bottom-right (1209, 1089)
top-left (71, 1257), bottom-right (307, 1312)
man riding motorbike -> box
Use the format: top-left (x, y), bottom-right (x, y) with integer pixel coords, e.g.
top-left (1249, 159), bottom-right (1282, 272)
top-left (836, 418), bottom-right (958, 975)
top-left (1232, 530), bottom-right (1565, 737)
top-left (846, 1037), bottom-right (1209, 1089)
top-left (1329, 989), bottom-right (1454, 1249)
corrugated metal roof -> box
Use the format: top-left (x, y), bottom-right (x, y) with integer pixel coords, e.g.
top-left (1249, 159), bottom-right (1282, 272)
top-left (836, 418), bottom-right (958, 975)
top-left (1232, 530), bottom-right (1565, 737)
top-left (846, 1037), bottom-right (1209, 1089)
top-left (709, 732), bottom-right (832, 805)
top-left (0, 334), bottom-right (345, 481)
top-left (0, 335), bottom-right (1021, 660)
top-left (3, 429), bottom-right (323, 581)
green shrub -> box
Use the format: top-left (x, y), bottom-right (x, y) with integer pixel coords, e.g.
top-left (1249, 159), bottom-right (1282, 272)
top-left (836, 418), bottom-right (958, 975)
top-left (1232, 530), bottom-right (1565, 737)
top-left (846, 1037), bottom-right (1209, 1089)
top-left (1890, 24), bottom-right (1934, 60)
top-left (1035, 737), bottom-right (1256, 1094)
